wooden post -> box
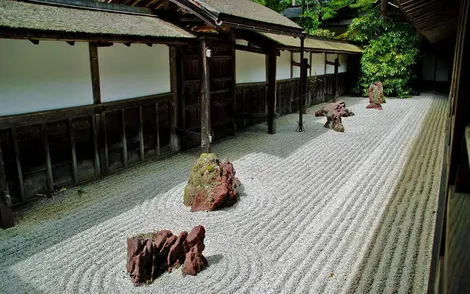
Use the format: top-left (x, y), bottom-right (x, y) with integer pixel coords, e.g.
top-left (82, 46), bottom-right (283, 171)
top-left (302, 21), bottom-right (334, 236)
top-left (267, 48), bottom-right (277, 135)
top-left (324, 53), bottom-right (328, 101)
top-left (333, 55), bottom-right (339, 102)
top-left (68, 119), bottom-right (79, 184)
top-left (296, 34), bottom-right (306, 132)
top-left (41, 123), bottom-right (54, 192)
top-left (200, 38), bottom-right (212, 153)
top-left (138, 106), bottom-right (145, 161)
top-left (121, 110), bottom-right (128, 166)
top-left (168, 45), bottom-right (181, 152)
top-left (89, 43), bottom-right (101, 105)
top-left (0, 136), bottom-right (14, 229)
top-left (231, 31), bottom-right (237, 134)
top-left (11, 128), bottom-right (24, 203)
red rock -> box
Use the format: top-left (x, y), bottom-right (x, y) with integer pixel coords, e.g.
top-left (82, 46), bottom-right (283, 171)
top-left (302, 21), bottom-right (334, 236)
top-left (315, 101), bottom-right (354, 132)
top-left (367, 82), bottom-right (386, 110)
top-left (167, 231), bottom-right (188, 272)
top-left (126, 236), bottom-right (156, 286)
top-left (182, 225), bottom-right (208, 276)
top-left (126, 226), bottom-right (208, 285)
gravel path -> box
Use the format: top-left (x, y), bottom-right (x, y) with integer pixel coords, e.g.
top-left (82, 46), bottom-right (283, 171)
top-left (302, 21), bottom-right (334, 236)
top-left (0, 94), bottom-right (447, 294)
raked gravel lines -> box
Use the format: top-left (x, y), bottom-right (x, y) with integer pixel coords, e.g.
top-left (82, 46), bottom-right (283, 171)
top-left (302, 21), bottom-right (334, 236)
top-left (0, 94), bottom-right (447, 294)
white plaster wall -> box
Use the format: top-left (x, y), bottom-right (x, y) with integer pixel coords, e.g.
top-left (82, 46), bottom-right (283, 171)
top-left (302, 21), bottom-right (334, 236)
top-left (99, 44), bottom-right (170, 102)
top-left (236, 50), bottom-right (266, 83)
top-left (292, 52), bottom-right (301, 78)
top-left (0, 39), bottom-right (93, 116)
top-left (339, 54), bottom-right (348, 73)
top-left (276, 50), bottom-right (292, 80)
top-left (310, 53), bottom-right (325, 76)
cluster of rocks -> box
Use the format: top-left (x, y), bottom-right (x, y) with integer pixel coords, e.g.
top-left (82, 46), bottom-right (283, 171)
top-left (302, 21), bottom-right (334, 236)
top-left (127, 225), bottom-right (208, 286)
top-left (184, 153), bottom-right (241, 212)
top-left (315, 101), bottom-right (355, 132)
top-left (367, 82), bottom-right (386, 110)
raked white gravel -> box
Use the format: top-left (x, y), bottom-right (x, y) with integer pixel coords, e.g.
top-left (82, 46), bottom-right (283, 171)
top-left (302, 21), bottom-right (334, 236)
top-left (0, 94), bottom-right (447, 294)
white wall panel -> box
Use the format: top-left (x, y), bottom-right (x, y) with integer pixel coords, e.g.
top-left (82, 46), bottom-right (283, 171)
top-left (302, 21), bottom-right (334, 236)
top-left (310, 53), bottom-right (325, 76)
top-left (276, 50), bottom-right (291, 80)
top-left (99, 44), bottom-right (170, 102)
top-left (0, 39), bottom-right (93, 116)
top-left (236, 50), bottom-right (266, 83)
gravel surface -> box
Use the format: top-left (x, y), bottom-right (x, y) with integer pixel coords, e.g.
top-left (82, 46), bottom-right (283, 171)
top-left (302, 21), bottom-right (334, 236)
top-left (0, 94), bottom-right (447, 294)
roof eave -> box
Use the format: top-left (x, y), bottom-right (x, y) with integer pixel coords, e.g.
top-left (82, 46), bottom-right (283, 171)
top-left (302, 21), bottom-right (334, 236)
top-left (0, 27), bottom-right (196, 44)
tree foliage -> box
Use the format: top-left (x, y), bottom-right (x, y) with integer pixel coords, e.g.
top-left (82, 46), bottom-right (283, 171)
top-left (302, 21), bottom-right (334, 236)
top-left (252, 0), bottom-right (420, 97)
top-left (346, 5), bottom-right (420, 97)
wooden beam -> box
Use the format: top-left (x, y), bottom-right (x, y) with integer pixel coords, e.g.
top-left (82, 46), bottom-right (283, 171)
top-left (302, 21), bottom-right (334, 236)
top-left (67, 119), bottom-right (79, 184)
top-left (200, 38), bottom-right (212, 153)
top-left (41, 123), bottom-right (54, 192)
top-left (0, 135), bottom-right (14, 229)
top-left (168, 45), bottom-right (181, 152)
top-left (267, 48), bottom-right (277, 135)
top-left (89, 43), bottom-right (101, 105)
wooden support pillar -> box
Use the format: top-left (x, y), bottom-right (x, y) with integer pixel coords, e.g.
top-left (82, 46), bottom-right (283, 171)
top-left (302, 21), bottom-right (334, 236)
top-left (11, 128), bottom-right (24, 203)
top-left (200, 38), bottom-right (212, 153)
top-left (324, 53), bottom-right (328, 101)
top-left (296, 34), bottom-right (306, 132)
top-left (168, 45), bottom-right (181, 152)
top-left (89, 43), bottom-right (101, 105)
top-left (333, 55), bottom-right (339, 102)
top-left (267, 47), bottom-right (277, 135)
top-left (231, 32), bottom-right (237, 134)
top-left (41, 123), bottom-right (54, 192)
top-left (0, 136), bottom-right (13, 229)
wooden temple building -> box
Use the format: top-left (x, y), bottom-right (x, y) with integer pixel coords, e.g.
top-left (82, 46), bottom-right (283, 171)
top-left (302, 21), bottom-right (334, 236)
top-left (0, 0), bottom-right (361, 227)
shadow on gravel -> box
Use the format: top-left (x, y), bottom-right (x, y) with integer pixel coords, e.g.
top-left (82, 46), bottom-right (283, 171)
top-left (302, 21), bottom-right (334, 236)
top-left (0, 102), bottom-right (330, 272)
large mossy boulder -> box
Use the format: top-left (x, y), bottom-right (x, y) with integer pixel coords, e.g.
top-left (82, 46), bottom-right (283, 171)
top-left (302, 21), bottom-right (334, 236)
top-left (184, 153), bottom-right (241, 212)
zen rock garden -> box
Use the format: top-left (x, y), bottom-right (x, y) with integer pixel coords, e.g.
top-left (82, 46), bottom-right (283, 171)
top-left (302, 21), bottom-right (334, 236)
top-left (367, 82), bottom-right (386, 110)
top-left (184, 153), bottom-right (241, 212)
top-left (127, 225), bottom-right (208, 286)
top-left (126, 153), bottom-right (241, 286)
top-left (315, 101), bottom-right (355, 132)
